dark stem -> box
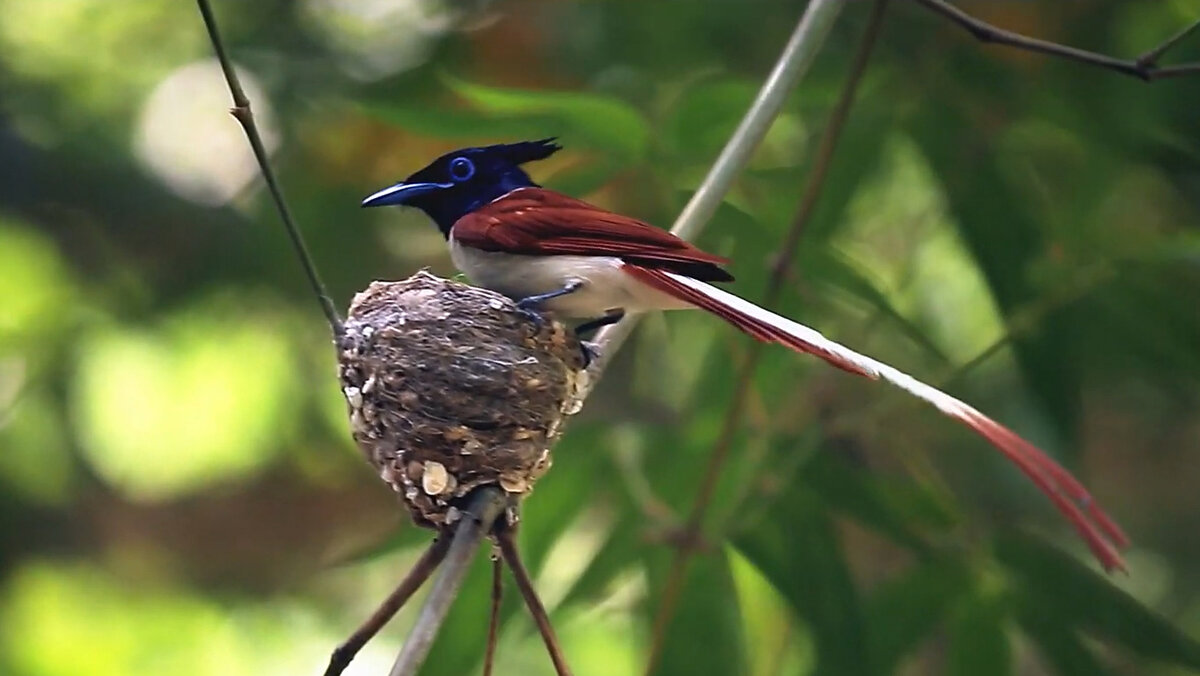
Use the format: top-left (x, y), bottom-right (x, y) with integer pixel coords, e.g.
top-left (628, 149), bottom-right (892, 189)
top-left (389, 487), bottom-right (508, 676)
top-left (323, 536), bottom-right (452, 676)
top-left (912, 0), bottom-right (1200, 82)
top-left (194, 0), bottom-right (344, 336)
top-left (643, 0), bottom-right (892, 672)
top-left (495, 523), bottom-right (572, 676)
top-left (483, 553), bottom-right (503, 676)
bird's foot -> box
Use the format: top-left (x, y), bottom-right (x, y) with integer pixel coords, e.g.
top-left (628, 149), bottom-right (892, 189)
top-left (514, 299), bottom-right (549, 331)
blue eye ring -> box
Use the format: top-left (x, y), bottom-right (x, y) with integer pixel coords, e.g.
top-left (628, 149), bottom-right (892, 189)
top-left (449, 157), bottom-right (475, 182)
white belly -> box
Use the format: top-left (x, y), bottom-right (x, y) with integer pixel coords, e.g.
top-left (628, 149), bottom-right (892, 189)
top-left (448, 237), bottom-right (691, 318)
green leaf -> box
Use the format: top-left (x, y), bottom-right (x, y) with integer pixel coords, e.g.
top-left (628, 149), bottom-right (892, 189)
top-left (662, 78), bottom-right (760, 161)
top-left (356, 98), bottom-right (543, 139)
top-left (866, 557), bottom-right (971, 673)
top-left (997, 532), bottom-right (1200, 669)
top-left (557, 508), bottom-right (642, 610)
top-left (443, 76), bottom-right (652, 161)
top-left (1017, 604), bottom-right (1116, 676)
top-left (911, 105), bottom-right (1083, 439)
top-left (734, 488), bottom-right (873, 676)
top-left (807, 248), bottom-right (951, 365)
top-left (802, 451), bottom-right (958, 553)
top-left (946, 589), bottom-right (1012, 676)
top-left (643, 548), bottom-right (746, 676)
top-left (541, 160), bottom-right (622, 197)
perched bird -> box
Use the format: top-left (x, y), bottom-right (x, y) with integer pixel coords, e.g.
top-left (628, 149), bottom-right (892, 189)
top-left (362, 138), bottom-right (1128, 571)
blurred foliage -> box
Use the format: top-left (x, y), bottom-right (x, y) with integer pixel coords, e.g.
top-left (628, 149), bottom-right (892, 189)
top-left (0, 0), bottom-right (1198, 675)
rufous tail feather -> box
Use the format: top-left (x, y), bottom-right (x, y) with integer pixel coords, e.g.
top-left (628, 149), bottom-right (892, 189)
top-left (622, 264), bottom-right (1128, 572)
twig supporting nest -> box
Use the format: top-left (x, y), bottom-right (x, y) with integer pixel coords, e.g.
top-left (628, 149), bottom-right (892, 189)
top-left (323, 537), bottom-right (451, 676)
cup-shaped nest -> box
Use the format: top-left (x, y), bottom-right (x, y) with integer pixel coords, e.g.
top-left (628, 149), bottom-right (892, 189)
top-left (337, 271), bottom-right (587, 528)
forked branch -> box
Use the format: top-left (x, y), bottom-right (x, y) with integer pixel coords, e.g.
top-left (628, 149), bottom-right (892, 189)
top-left (483, 554), bottom-right (504, 676)
top-left (389, 487), bottom-right (508, 676)
top-left (324, 536), bottom-right (452, 676)
top-left (496, 522), bottom-right (572, 676)
top-left (912, 0), bottom-right (1200, 81)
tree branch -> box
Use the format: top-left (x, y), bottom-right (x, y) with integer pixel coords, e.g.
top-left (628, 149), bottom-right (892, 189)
top-left (388, 486), bottom-right (508, 676)
top-left (496, 523), bottom-right (572, 676)
top-left (912, 0), bottom-right (1200, 81)
top-left (579, 0), bottom-right (847, 388)
top-left (644, 0), bottom-right (891, 671)
top-left (194, 0), bottom-right (344, 336)
top-left (324, 536), bottom-right (452, 676)
top-left (483, 554), bottom-right (503, 676)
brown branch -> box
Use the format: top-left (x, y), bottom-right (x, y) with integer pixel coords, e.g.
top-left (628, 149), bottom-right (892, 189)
top-left (324, 536), bottom-right (452, 676)
top-left (496, 523), bottom-right (572, 676)
top-left (912, 0), bottom-right (1200, 81)
top-left (643, 1), bottom-right (893, 672)
top-left (389, 487), bottom-right (508, 676)
top-left (483, 553), bottom-right (503, 676)
top-left (194, 0), bottom-right (344, 336)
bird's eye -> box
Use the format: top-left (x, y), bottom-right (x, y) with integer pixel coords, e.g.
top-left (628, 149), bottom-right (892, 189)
top-left (449, 157), bottom-right (475, 182)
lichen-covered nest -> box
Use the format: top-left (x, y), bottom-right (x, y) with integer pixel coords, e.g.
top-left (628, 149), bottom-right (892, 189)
top-left (337, 271), bottom-right (587, 528)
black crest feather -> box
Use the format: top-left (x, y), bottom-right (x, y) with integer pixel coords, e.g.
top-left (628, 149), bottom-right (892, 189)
top-left (486, 138), bottom-right (561, 166)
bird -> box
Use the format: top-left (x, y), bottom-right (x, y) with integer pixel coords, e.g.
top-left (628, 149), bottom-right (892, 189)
top-left (362, 138), bottom-right (1128, 572)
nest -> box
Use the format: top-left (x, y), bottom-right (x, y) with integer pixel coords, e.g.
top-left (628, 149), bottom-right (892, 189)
top-left (337, 271), bottom-right (587, 528)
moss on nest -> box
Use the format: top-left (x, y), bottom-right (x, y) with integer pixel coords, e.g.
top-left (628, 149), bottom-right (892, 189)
top-left (337, 271), bottom-right (586, 528)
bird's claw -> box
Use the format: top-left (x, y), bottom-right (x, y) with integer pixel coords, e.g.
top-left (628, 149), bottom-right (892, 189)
top-left (515, 304), bottom-right (547, 330)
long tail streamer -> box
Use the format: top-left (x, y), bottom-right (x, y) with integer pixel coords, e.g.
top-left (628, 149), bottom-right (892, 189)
top-left (624, 264), bottom-right (1129, 572)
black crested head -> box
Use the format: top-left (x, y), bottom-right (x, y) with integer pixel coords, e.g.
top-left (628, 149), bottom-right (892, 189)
top-left (362, 138), bottom-right (562, 237)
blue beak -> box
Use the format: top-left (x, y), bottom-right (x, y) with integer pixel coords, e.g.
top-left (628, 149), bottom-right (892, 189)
top-left (361, 181), bottom-right (453, 208)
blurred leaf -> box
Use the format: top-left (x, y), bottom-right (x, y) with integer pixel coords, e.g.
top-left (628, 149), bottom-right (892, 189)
top-left (911, 104), bottom-right (1083, 439)
top-left (662, 78), bottom-right (760, 161)
top-left (541, 160), bottom-right (622, 198)
top-left (73, 306), bottom-right (297, 501)
top-left (357, 98), bottom-right (544, 140)
top-left (1017, 604), bottom-right (1116, 676)
top-left (1, 562), bottom-right (329, 676)
top-left (802, 444), bottom-right (958, 552)
top-left (558, 507), bottom-right (642, 611)
top-left (808, 248), bottom-right (951, 365)
top-left (997, 532), bottom-right (1200, 669)
top-left (644, 548), bottom-right (745, 676)
top-left (0, 386), bottom-right (73, 505)
top-left (946, 587), bottom-right (1012, 676)
top-left (866, 557), bottom-right (970, 673)
top-left (734, 488), bottom-right (873, 676)
top-left (0, 222), bottom-right (75, 343)
top-left (444, 76), bottom-right (652, 161)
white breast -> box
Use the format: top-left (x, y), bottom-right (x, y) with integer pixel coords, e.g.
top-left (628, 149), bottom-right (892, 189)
top-left (448, 237), bottom-right (691, 318)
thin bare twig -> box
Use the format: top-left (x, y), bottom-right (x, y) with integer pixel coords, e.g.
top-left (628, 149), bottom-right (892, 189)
top-left (194, 0), bottom-right (343, 336)
top-left (644, 1), bottom-right (892, 672)
top-left (483, 553), bottom-right (503, 676)
top-left (324, 536), bottom-right (452, 676)
top-left (912, 0), bottom-right (1200, 81)
top-left (389, 487), bottom-right (508, 676)
top-left (496, 524), bottom-right (572, 676)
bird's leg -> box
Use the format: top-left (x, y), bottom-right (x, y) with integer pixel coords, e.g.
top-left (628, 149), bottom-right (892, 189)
top-left (514, 280), bottom-right (583, 327)
top-left (574, 309), bottom-right (625, 339)
top-left (573, 309), bottom-right (625, 368)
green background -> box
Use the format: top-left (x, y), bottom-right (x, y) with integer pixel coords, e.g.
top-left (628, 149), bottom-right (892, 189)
top-left (1, 1), bottom-right (1198, 674)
